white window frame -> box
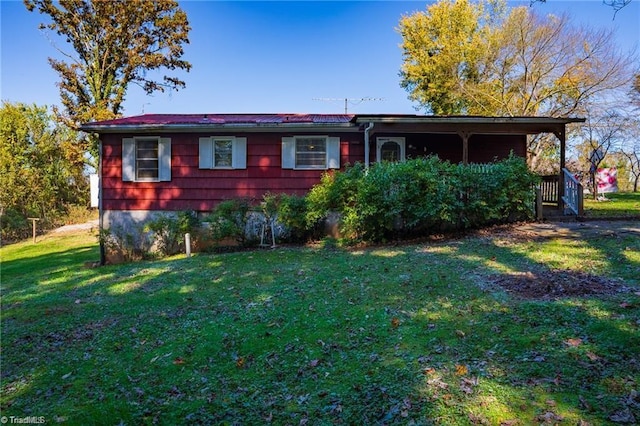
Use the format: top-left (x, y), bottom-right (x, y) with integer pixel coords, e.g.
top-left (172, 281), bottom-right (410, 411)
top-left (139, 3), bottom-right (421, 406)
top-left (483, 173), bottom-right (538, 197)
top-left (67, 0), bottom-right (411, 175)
top-left (281, 136), bottom-right (340, 170)
top-left (199, 136), bottom-right (247, 169)
top-left (376, 137), bottom-right (406, 163)
top-left (122, 137), bottom-right (171, 182)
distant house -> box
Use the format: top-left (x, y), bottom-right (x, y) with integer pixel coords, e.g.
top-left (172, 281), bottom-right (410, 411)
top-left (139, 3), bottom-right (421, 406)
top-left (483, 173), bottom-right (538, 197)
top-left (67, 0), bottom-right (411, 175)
top-left (80, 113), bottom-right (583, 229)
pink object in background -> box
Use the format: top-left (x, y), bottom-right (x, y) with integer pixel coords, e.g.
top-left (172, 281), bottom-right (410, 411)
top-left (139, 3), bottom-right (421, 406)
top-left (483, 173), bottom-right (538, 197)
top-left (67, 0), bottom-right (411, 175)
top-left (596, 168), bottom-right (618, 193)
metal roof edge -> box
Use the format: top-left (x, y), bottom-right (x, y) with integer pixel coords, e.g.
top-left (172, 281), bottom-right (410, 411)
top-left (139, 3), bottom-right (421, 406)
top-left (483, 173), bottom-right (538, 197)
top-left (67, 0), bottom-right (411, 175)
top-left (79, 122), bottom-right (360, 134)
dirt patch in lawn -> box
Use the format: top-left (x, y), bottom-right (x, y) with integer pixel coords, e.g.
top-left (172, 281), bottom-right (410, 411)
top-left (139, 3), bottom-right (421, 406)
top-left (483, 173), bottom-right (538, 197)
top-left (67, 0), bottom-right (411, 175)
top-left (474, 219), bottom-right (640, 243)
top-left (475, 220), bottom-right (640, 300)
top-left (488, 269), bottom-right (631, 300)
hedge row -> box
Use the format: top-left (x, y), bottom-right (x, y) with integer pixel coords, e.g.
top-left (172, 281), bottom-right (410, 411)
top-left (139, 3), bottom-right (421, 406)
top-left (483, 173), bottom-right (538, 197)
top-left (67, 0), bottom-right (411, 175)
top-left (301, 155), bottom-right (539, 242)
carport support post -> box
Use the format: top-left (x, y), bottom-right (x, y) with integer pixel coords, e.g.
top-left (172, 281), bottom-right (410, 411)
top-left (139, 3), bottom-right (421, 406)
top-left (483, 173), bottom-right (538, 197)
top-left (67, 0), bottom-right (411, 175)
top-left (458, 131), bottom-right (471, 165)
top-left (556, 129), bottom-right (566, 212)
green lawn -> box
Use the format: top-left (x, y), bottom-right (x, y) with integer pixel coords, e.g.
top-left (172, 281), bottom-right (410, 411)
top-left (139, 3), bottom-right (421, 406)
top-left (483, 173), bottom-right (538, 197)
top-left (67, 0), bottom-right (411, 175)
top-left (584, 192), bottom-right (640, 218)
top-left (1, 223), bottom-right (639, 424)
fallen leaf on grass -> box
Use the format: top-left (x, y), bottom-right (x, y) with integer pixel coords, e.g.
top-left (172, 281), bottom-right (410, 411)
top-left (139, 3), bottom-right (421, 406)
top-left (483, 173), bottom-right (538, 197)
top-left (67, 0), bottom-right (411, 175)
top-left (455, 330), bottom-right (466, 338)
top-left (391, 317), bottom-right (400, 328)
top-left (173, 357), bottom-right (185, 365)
top-left (236, 357), bottom-right (245, 369)
top-left (564, 338), bottom-right (582, 347)
top-left (536, 411), bottom-right (563, 423)
top-left (460, 377), bottom-right (478, 394)
top-left (586, 351), bottom-right (601, 361)
top-left (455, 364), bottom-right (468, 376)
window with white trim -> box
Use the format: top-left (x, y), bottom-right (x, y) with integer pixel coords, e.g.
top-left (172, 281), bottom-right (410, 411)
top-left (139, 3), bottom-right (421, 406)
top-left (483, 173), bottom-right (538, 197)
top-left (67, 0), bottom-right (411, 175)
top-left (281, 136), bottom-right (340, 170)
top-left (376, 137), bottom-right (406, 163)
top-left (122, 137), bottom-right (171, 182)
top-left (199, 136), bottom-right (247, 169)
top-left (296, 137), bottom-right (326, 169)
top-left (136, 139), bottom-right (159, 179)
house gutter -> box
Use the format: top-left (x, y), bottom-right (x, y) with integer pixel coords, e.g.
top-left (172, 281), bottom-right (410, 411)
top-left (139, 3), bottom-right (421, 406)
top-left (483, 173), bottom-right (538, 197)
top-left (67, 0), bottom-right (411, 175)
top-left (364, 122), bottom-right (374, 168)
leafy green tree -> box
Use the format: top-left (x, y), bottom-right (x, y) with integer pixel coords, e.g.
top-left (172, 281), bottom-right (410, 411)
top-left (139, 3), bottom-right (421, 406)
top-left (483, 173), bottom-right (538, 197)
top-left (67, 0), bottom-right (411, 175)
top-left (24, 0), bottom-right (192, 158)
top-left (398, 0), bottom-right (498, 115)
top-left (0, 102), bottom-right (88, 240)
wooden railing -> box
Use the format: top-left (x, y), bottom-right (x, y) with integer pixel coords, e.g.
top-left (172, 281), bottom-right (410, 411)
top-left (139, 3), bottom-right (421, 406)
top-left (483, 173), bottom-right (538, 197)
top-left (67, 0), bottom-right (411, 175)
top-left (562, 168), bottom-right (584, 216)
top-left (539, 175), bottom-right (559, 204)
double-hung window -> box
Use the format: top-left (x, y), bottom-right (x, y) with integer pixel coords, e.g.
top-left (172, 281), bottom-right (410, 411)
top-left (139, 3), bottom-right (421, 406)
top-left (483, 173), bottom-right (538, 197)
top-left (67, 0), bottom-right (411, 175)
top-left (295, 137), bottom-right (327, 169)
top-left (122, 137), bottom-right (171, 182)
top-left (281, 136), bottom-right (340, 170)
top-left (199, 136), bottom-right (247, 169)
top-left (136, 139), bottom-right (159, 179)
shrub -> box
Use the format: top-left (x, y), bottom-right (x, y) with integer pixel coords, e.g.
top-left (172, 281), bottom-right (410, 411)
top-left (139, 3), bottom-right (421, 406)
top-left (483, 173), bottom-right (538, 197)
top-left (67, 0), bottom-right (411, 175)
top-left (346, 156), bottom-right (459, 241)
top-left (306, 163), bottom-right (365, 231)
top-left (99, 224), bottom-right (151, 263)
top-left (63, 204), bottom-right (96, 225)
top-left (451, 155), bottom-right (538, 228)
top-left (0, 208), bottom-right (29, 243)
top-left (304, 155), bottom-right (538, 243)
top-left (144, 210), bottom-right (200, 256)
top-left (205, 199), bottom-right (254, 247)
top-left (276, 193), bottom-right (310, 242)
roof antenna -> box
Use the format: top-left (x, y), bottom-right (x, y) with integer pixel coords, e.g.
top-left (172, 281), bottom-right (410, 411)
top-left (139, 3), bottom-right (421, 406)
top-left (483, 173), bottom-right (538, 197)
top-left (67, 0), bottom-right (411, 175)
top-left (312, 97), bottom-right (385, 113)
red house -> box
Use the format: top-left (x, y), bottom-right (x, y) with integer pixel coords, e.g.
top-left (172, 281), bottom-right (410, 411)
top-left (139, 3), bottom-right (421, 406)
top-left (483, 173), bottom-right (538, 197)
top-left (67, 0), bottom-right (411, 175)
top-left (80, 113), bottom-right (583, 231)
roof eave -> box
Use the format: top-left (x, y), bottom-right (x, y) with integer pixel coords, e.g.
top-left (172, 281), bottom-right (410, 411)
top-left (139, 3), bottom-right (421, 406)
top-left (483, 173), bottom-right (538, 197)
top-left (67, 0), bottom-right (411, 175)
top-left (80, 122), bottom-right (360, 134)
top-left (354, 116), bottom-right (585, 125)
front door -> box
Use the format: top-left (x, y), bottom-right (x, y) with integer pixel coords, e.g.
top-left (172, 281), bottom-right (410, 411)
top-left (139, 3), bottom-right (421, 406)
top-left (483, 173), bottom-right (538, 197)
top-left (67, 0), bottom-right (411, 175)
top-left (376, 137), bottom-right (406, 162)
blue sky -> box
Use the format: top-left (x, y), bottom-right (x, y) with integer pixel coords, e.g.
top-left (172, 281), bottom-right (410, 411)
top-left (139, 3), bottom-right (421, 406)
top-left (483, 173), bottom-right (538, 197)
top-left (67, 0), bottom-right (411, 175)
top-left (1, 0), bottom-right (638, 116)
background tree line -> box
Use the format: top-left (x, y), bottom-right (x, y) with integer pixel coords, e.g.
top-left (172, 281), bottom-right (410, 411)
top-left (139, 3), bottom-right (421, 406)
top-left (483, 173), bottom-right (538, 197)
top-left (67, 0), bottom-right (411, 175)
top-left (0, 102), bottom-right (90, 242)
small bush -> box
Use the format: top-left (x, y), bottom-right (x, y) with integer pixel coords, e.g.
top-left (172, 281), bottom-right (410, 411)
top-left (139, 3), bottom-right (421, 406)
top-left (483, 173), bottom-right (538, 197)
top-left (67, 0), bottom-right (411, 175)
top-left (63, 204), bottom-right (97, 225)
top-left (276, 193), bottom-right (310, 242)
top-left (99, 224), bottom-right (151, 263)
top-left (205, 199), bottom-right (254, 247)
top-left (144, 211), bottom-right (200, 256)
top-left (1, 208), bottom-right (29, 243)
top-left (306, 163), bottom-right (365, 232)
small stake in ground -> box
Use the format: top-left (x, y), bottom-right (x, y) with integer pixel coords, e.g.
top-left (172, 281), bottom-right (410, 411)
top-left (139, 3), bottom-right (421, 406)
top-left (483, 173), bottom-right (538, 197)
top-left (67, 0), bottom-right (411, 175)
top-left (28, 218), bottom-right (40, 243)
top-left (185, 233), bottom-right (191, 257)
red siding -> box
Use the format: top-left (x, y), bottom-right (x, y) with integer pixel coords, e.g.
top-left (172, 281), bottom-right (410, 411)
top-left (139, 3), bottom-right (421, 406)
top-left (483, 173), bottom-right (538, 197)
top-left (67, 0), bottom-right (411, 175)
top-left (101, 132), bottom-right (363, 211)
